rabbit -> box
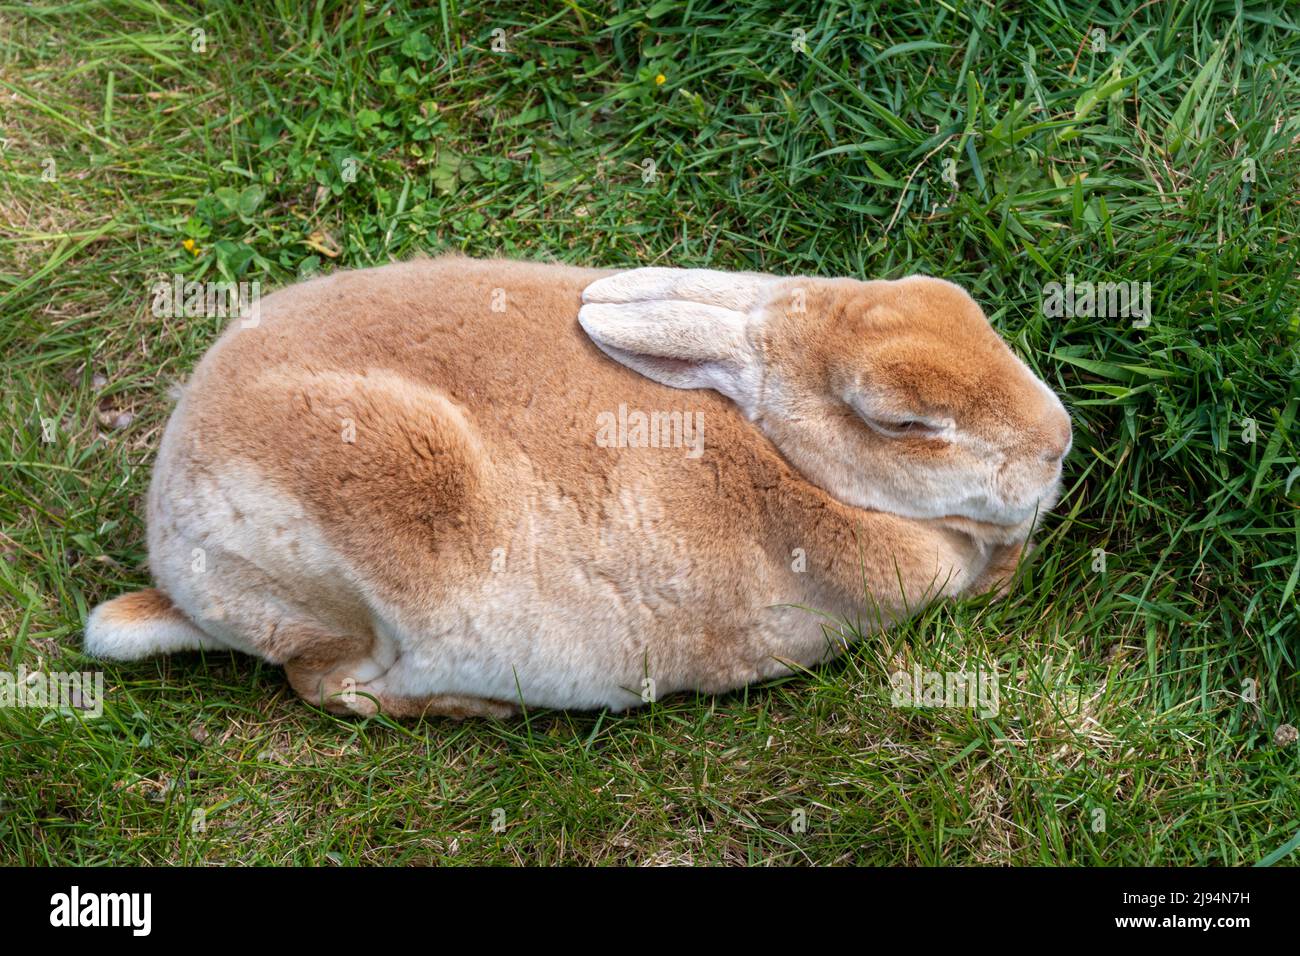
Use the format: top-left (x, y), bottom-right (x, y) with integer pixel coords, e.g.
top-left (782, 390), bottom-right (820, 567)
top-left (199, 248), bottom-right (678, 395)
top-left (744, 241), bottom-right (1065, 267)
top-left (85, 256), bottom-right (1071, 718)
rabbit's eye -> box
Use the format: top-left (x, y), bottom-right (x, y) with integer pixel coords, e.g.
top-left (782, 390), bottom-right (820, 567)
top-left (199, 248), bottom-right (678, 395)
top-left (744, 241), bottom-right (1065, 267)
top-left (859, 414), bottom-right (945, 440)
top-left (846, 396), bottom-right (949, 440)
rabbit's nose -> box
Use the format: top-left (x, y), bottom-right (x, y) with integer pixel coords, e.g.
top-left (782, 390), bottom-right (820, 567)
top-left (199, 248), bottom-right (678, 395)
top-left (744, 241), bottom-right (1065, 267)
top-left (1039, 415), bottom-right (1072, 462)
top-left (1034, 408), bottom-right (1076, 463)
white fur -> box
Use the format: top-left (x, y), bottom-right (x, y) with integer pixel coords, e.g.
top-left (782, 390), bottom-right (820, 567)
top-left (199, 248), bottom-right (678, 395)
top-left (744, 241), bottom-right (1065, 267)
top-left (153, 461), bottom-right (903, 709)
top-left (582, 267), bottom-right (777, 311)
top-left (84, 602), bottom-right (220, 660)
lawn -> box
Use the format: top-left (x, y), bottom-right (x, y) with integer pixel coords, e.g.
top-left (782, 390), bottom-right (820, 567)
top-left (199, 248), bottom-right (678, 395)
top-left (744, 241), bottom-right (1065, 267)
top-left (1, 0), bottom-right (1298, 865)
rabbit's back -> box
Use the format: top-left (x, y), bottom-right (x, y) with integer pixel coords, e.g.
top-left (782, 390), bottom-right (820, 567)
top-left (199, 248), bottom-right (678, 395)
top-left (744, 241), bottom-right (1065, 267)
top-left (141, 257), bottom-right (840, 710)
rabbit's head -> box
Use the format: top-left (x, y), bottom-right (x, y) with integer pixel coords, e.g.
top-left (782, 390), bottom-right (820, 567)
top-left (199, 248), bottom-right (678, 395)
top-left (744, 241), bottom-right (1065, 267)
top-left (580, 268), bottom-right (1070, 544)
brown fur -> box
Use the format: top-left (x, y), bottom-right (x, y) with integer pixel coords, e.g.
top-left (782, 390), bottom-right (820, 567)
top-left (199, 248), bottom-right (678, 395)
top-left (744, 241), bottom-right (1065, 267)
top-left (86, 257), bottom-right (1068, 717)
top-left (92, 588), bottom-right (181, 627)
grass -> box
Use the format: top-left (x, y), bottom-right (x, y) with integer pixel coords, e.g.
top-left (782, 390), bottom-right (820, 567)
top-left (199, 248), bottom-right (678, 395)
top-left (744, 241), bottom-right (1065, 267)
top-left (1, 0), bottom-right (1298, 865)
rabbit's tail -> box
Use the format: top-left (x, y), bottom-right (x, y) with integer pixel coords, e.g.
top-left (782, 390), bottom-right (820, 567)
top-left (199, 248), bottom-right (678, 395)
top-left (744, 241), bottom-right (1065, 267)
top-left (85, 588), bottom-right (222, 660)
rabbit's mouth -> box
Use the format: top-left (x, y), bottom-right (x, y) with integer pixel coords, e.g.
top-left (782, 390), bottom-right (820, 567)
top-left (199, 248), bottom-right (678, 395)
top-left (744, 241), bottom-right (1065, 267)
top-left (935, 476), bottom-right (1063, 543)
top-left (933, 487), bottom-right (1052, 533)
top-left (932, 512), bottom-right (1039, 546)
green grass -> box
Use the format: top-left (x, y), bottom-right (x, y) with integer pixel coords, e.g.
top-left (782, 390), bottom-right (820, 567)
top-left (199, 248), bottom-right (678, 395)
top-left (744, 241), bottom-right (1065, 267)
top-left (1, 0), bottom-right (1298, 865)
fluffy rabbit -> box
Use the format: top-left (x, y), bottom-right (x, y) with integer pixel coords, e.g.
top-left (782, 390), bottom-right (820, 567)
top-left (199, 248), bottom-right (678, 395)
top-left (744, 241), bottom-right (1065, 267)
top-left (85, 256), bottom-right (1070, 717)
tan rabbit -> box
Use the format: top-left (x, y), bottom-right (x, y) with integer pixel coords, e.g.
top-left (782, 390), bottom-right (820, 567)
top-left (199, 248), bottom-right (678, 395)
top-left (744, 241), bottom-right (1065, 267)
top-left (85, 257), bottom-right (1070, 718)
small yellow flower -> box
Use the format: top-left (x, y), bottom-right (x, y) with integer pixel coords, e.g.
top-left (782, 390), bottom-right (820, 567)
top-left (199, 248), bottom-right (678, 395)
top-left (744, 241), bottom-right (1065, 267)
top-left (654, 73), bottom-right (666, 86)
top-left (183, 238), bottom-right (200, 257)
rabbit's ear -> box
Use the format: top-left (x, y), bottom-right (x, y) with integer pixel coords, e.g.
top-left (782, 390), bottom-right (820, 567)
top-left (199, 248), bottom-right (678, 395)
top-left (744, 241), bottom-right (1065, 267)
top-left (578, 268), bottom-right (776, 406)
top-left (582, 267), bottom-right (776, 311)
